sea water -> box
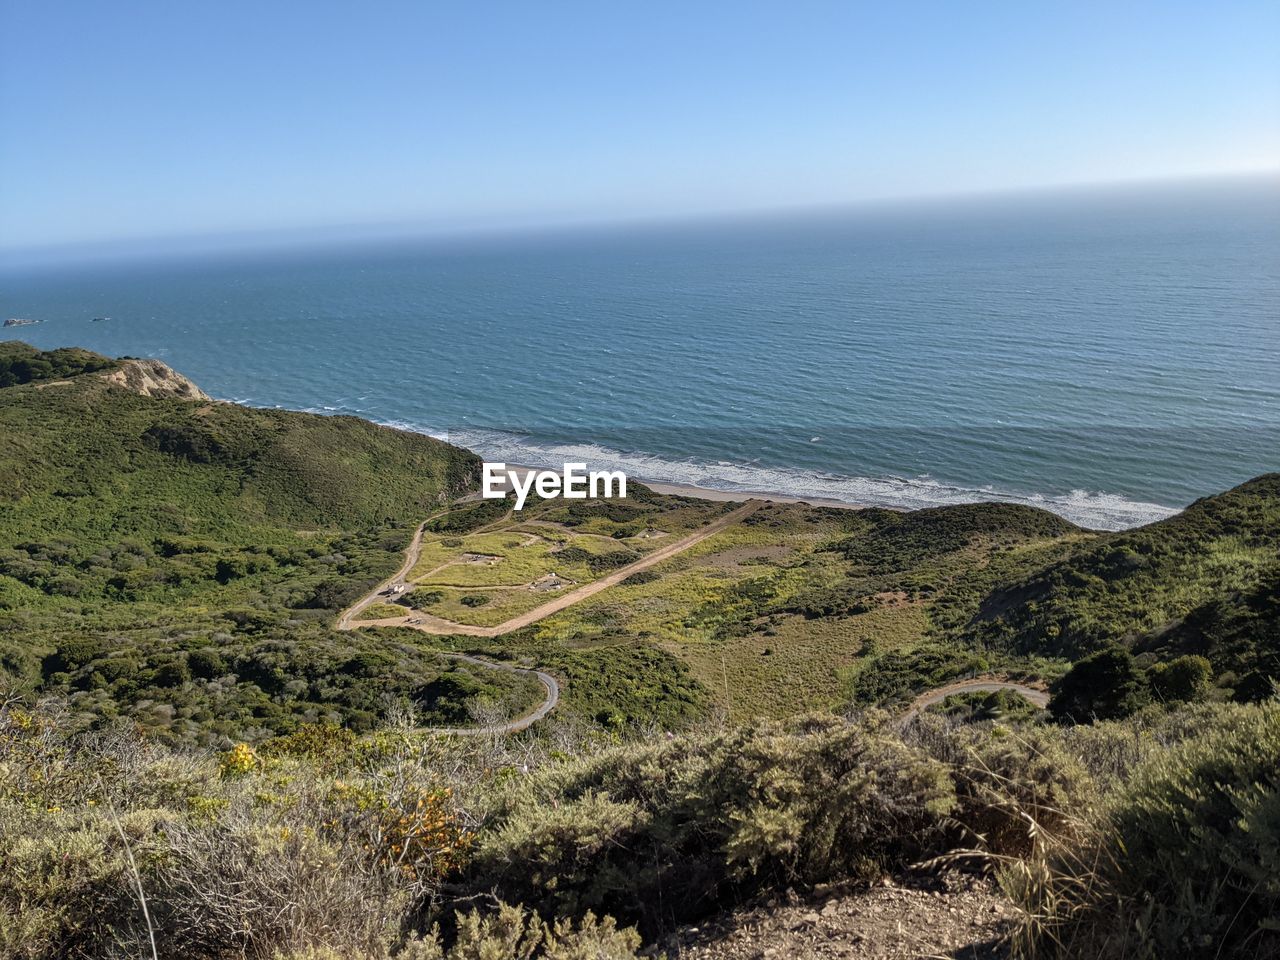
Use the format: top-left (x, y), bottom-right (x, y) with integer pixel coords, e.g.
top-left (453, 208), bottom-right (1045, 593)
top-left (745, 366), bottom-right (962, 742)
top-left (4, 176), bottom-right (1277, 530)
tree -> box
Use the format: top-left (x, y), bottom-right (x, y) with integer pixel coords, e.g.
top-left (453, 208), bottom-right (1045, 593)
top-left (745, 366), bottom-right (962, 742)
top-left (1050, 645), bottom-right (1149, 723)
top-left (1148, 654), bottom-right (1213, 703)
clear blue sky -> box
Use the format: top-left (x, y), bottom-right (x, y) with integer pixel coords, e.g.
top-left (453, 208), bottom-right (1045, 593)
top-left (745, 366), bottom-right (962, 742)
top-left (2, 0), bottom-right (1277, 253)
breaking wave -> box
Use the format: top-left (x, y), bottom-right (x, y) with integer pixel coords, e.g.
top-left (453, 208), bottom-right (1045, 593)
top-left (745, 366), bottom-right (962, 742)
top-left (364, 421), bottom-right (1180, 532)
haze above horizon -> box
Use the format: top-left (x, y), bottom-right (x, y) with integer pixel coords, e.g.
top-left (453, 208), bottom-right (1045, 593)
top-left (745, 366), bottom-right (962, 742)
top-left (2, 0), bottom-right (1278, 258)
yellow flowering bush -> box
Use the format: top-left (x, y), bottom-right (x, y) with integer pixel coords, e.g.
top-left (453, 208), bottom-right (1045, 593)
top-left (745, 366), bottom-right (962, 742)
top-left (219, 742), bottom-right (258, 778)
top-left (379, 786), bottom-right (472, 881)
top-left (328, 780), bottom-right (472, 882)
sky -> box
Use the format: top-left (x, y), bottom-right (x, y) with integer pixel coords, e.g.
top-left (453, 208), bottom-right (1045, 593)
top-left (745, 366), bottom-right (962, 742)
top-left (1, 0), bottom-right (1278, 255)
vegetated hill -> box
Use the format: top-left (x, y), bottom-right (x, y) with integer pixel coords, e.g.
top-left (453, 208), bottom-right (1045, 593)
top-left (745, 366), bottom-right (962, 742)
top-left (3, 344), bottom-right (1278, 740)
top-left (0, 345), bottom-right (480, 528)
top-left (820, 501), bottom-right (1087, 633)
top-left (0, 341), bottom-right (120, 386)
top-left (826, 501), bottom-right (1081, 573)
top-left (0, 349), bottom-right (539, 744)
top-left (963, 473), bottom-right (1280, 664)
top-left (1137, 561), bottom-right (1280, 697)
top-left (729, 479), bottom-right (1279, 711)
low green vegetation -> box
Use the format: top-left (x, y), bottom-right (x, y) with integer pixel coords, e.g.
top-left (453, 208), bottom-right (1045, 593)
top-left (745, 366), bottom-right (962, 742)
top-left (966, 475), bottom-right (1280, 661)
top-left (0, 348), bottom-right (497, 742)
top-left (2, 348), bottom-right (1279, 958)
top-left (1013, 701), bottom-right (1280, 959)
top-left (0, 342), bottom-right (119, 387)
top-left (5, 694), bottom-right (1276, 959)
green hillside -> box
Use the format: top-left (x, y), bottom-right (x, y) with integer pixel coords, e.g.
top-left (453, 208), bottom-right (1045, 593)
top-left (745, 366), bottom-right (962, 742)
top-left (0, 345), bottom-right (543, 743)
top-left (2, 345), bottom-right (1277, 744)
top-left (1, 348), bottom-right (1278, 960)
top-left (0, 341), bottom-right (120, 387)
top-left (964, 474), bottom-right (1280, 666)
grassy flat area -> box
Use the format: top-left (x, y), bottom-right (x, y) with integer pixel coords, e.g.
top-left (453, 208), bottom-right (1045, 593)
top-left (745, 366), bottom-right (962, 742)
top-left (517, 500), bottom-right (1094, 719)
top-left (396, 494), bottom-right (732, 626)
top-left (673, 604), bottom-right (930, 720)
top-left (521, 502), bottom-right (922, 718)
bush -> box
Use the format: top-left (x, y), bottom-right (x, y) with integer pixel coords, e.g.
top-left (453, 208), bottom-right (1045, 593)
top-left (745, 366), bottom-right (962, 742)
top-left (1148, 654), bottom-right (1213, 703)
top-left (468, 716), bottom-right (954, 933)
top-left (620, 569), bottom-right (659, 587)
top-left (584, 551), bottom-right (637, 574)
top-left (398, 902), bottom-right (641, 959)
top-left (1049, 646), bottom-right (1149, 723)
top-left (187, 649), bottom-right (226, 679)
top-left (1018, 702), bottom-right (1280, 959)
top-left (1104, 702), bottom-right (1280, 957)
top-left (404, 589), bottom-right (445, 609)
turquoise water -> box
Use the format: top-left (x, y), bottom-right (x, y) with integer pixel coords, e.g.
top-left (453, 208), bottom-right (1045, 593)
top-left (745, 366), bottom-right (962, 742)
top-left (4, 178), bottom-right (1278, 530)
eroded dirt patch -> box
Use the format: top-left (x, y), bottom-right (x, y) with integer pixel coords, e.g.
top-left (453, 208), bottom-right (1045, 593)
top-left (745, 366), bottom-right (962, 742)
top-left (665, 875), bottom-right (1015, 960)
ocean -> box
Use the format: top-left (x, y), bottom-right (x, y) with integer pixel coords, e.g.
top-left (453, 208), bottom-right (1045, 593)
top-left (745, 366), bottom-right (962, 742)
top-left (4, 177), bottom-right (1277, 531)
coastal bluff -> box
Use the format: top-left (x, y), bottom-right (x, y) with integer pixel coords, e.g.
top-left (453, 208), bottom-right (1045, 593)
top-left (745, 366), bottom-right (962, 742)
top-left (100, 357), bottom-right (209, 400)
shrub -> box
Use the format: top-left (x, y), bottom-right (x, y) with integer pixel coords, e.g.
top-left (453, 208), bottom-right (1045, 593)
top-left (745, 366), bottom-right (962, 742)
top-left (1103, 702), bottom-right (1280, 957)
top-left (1148, 654), bottom-right (1213, 703)
top-left (620, 570), bottom-right (659, 587)
top-left (150, 807), bottom-right (396, 959)
top-left (1017, 702), bottom-right (1280, 959)
top-left (397, 902), bottom-right (642, 959)
top-left (261, 722), bottom-right (362, 771)
top-left (468, 716), bottom-right (954, 933)
top-left (584, 551), bottom-right (637, 574)
top-left (1049, 646), bottom-right (1149, 723)
top-left (404, 589), bottom-right (445, 609)
top-left (220, 742), bottom-right (259, 777)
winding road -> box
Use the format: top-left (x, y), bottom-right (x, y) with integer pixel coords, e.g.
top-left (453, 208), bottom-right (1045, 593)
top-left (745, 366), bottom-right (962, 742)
top-left (338, 502), bottom-right (1048, 736)
top-left (336, 499), bottom-right (761, 734)
top-left (899, 678), bottom-right (1049, 725)
top-left (420, 653), bottom-right (560, 736)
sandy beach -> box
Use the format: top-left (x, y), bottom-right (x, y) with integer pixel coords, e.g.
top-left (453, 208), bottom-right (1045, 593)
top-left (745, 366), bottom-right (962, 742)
top-left (490, 464), bottom-right (868, 511)
top-left (643, 478), bottom-right (866, 510)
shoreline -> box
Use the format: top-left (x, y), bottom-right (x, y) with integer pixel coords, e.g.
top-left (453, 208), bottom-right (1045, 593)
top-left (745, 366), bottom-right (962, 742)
top-left (493, 464), bottom-right (871, 511)
top-left (476, 458), bottom-right (1182, 532)
top-left (642, 477), bottom-right (869, 510)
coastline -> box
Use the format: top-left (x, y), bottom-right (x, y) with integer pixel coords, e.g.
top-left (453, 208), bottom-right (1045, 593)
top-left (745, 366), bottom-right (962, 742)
top-left (493, 464), bottom-right (870, 511)
top-left (642, 477), bottom-right (868, 510)
top-left (248, 405), bottom-right (1181, 530)
top-left (476, 459), bottom-right (1180, 530)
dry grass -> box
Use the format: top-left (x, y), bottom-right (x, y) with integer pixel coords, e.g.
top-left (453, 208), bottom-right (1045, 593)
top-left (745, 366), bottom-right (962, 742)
top-left (673, 606), bottom-right (928, 720)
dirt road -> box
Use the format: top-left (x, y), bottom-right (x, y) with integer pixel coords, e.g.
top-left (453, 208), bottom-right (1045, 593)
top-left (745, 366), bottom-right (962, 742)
top-left (339, 500), bottom-right (762, 638)
top-left (900, 678), bottom-right (1050, 724)
top-left (336, 498), bottom-right (762, 734)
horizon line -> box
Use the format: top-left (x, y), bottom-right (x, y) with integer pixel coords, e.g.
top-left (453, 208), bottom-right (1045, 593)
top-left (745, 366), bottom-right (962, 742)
top-left (4, 166), bottom-right (1277, 271)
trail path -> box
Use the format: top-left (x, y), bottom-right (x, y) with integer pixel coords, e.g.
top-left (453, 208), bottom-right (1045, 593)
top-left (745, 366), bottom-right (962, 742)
top-left (340, 504), bottom-right (1045, 736)
top-left (339, 500), bottom-right (761, 637)
top-left (336, 499), bottom-right (761, 733)
top-left (420, 653), bottom-right (560, 736)
top-left (899, 678), bottom-right (1050, 725)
